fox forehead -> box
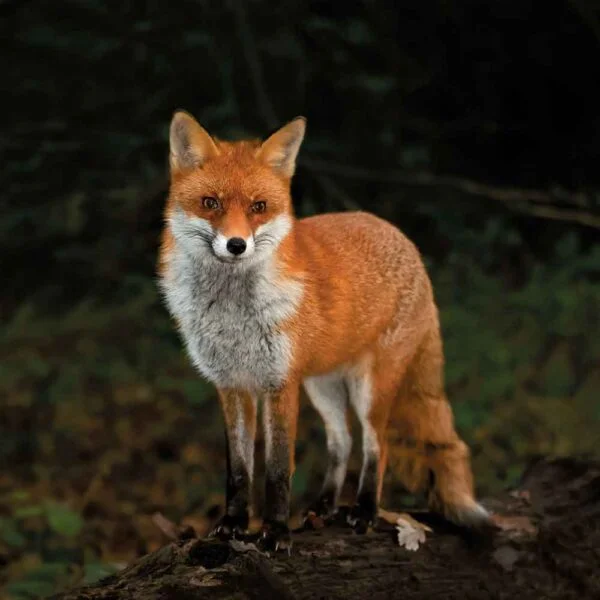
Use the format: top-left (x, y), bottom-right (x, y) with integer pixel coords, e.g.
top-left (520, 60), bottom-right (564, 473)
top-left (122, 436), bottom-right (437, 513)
top-left (170, 139), bottom-right (289, 203)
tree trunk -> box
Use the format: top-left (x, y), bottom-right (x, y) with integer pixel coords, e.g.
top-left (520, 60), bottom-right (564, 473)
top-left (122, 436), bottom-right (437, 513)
top-left (50, 457), bottom-right (600, 600)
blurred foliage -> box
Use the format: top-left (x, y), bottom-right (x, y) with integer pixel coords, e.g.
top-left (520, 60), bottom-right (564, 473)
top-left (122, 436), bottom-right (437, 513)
top-left (1, 0), bottom-right (600, 597)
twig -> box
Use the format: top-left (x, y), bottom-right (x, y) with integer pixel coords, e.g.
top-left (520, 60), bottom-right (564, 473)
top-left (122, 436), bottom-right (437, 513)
top-left (152, 512), bottom-right (180, 540)
top-left (152, 512), bottom-right (197, 541)
top-left (507, 203), bottom-right (600, 229)
top-left (219, 4), bottom-right (599, 231)
top-left (301, 157), bottom-right (600, 229)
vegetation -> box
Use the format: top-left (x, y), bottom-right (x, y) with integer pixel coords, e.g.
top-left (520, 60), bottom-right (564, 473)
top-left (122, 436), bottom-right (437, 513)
top-left (1, 0), bottom-right (599, 597)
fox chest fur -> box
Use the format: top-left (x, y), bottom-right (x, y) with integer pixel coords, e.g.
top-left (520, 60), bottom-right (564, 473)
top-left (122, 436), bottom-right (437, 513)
top-left (161, 247), bottom-right (303, 391)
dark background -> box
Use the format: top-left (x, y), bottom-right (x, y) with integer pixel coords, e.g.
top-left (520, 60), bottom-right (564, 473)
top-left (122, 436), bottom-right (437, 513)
top-left (1, 0), bottom-right (599, 596)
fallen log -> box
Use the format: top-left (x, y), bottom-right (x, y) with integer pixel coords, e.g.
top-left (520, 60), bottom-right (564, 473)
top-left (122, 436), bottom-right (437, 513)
top-left (50, 457), bottom-right (600, 600)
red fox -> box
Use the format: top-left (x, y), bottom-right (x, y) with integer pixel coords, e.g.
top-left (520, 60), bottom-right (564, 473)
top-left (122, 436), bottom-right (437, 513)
top-left (158, 110), bottom-right (489, 551)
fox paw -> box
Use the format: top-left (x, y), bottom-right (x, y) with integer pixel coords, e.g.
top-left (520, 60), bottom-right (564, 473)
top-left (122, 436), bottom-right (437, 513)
top-left (303, 496), bottom-right (337, 529)
top-left (257, 520), bottom-right (292, 554)
top-left (208, 514), bottom-right (248, 541)
top-left (347, 502), bottom-right (376, 534)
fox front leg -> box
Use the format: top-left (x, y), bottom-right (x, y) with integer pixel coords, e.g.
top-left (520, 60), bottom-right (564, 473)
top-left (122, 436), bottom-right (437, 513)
top-left (210, 390), bottom-right (257, 540)
top-left (259, 383), bottom-right (299, 552)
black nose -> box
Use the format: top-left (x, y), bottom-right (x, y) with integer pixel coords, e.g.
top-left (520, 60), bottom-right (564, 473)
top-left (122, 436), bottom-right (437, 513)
top-left (226, 237), bottom-right (247, 256)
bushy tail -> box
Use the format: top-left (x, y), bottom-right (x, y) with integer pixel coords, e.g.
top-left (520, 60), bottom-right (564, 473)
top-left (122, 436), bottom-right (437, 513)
top-left (387, 326), bottom-right (489, 528)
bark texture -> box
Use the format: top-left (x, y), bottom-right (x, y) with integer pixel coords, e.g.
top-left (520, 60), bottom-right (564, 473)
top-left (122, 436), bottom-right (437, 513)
top-left (50, 457), bottom-right (600, 600)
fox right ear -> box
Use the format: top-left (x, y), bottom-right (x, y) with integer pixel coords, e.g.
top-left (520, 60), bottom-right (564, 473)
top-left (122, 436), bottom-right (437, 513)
top-left (169, 110), bottom-right (219, 171)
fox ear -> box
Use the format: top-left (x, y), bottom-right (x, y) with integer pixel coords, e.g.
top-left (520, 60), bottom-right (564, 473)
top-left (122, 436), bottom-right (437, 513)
top-left (256, 117), bottom-right (306, 177)
top-left (169, 110), bottom-right (219, 171)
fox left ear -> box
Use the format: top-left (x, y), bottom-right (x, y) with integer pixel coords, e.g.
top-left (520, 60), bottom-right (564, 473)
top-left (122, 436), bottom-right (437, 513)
top-left (256, 117), bottom-right (306, 178)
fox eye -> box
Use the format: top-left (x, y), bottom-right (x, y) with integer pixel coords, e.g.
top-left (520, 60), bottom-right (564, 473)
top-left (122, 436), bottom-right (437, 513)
top-left (251, 200), bottom-right (266, 214)
top-left (202, 197), bottom-right (220, 210)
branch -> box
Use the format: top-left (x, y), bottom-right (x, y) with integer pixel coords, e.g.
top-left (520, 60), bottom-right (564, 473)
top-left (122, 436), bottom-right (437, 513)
top-left (301, 157), bottom-right (600, 229)
top-left (199, 6), bottom-right (600, 232)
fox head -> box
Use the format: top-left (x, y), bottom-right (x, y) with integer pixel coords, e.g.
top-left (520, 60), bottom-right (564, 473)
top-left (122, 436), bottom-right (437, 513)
top-left (166, 110), bottom-right (306, 265)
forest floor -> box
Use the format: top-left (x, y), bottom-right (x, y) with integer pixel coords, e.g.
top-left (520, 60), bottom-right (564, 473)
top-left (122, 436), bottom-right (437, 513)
top-left (48, 456), bottom-right (600, 600)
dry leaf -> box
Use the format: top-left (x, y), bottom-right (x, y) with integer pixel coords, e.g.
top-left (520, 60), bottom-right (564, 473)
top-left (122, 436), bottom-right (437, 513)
top-left (492, 545), bottom-right (522, 572)
top-left (304, 511), bottom-right (326, 530)
top-left (378, 508), bottom-right (432, 532)
top-left (379, 508), bottom-right (432, 551)
top-left (490, 514), bottom-right (537, 536)
top-left (509, 489), bottom-right (532, 504)
top-left (396, 517), bottom-right (431, 551)
top-left (152, 512), bottom-right (179, 540)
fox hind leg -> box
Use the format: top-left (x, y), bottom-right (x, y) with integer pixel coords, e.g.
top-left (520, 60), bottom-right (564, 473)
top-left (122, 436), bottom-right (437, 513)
top-left (346, 358), bottom-right (395, 533)
top-left (303, 373), bottom-right (352, 519)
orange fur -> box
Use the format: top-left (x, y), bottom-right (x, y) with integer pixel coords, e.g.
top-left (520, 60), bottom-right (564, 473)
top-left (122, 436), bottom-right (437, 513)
top-left (159, 112), bottom-right (487, 536)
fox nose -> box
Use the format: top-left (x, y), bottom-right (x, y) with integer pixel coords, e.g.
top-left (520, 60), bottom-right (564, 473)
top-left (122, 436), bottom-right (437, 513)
top-left (226, 237), bottom-right (247, 256)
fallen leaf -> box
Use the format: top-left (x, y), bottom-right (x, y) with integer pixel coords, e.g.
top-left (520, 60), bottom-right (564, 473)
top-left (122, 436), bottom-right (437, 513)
top-left (490, 514), bottom-right (537, 536)
top-left (378, 508), bottom-right (432, 532)
top-left (152, 512), bottom-right (179, 540)
top-left (509, 489), bottom-right (531, 504)
top-left (378, 510), bottom-right (432, 551)
top-left (492, 545), bottom-right (522, 572)
top-left (396, 517), bottom-right (429, 551)
top-left (303, 511), bottom-right (326, 530)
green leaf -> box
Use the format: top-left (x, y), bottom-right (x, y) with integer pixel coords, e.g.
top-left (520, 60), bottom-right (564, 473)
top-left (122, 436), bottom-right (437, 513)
top-left (83, 562), bottom-right (120, 584)
top-left (14, 505), bottom-right (45, 519)
top-left (10, 490), bottom-right (31, 502)
top-left (45, 503), bottom-right (84, 538)
top-left (0, 518), bottom-right (27, 548)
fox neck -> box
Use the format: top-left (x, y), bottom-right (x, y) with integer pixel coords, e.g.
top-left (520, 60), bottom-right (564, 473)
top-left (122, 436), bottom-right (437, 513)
top-left (162, 214), bottom-right (304, 390)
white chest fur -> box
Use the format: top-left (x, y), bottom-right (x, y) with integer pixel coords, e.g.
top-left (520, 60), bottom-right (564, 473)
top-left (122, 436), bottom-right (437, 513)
top-left (160, 245), bottom-right (303, 391)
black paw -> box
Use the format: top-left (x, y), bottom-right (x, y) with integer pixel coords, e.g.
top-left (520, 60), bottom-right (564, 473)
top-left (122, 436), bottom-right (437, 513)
top-left (208, 513), bottom-right (248, 541)
top-left (257, 520), bottom-right (292, 554)
top-left (302, 496), bottom-right (337, 529)
top-left (347, 501), bottom-right (377, 534)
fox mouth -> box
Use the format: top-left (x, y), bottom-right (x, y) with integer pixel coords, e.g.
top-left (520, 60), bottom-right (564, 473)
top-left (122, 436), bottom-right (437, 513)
top-left (214, 253), bottom-right (250, 264)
